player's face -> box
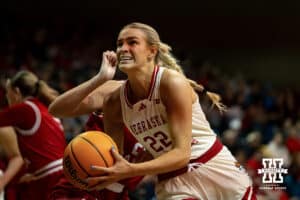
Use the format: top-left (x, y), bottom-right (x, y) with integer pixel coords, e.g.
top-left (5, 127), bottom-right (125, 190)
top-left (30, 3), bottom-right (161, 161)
top-left (116, 28), bottom-right (152, 72)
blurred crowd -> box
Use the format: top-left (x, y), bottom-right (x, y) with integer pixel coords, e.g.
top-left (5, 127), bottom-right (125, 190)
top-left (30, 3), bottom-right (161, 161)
top-left (1, 22), bottom-right (300, 200)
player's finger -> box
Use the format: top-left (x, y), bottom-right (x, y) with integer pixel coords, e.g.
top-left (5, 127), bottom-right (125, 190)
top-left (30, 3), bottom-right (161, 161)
top-left (89, 165), bottom-right (110, 173)
top-left (110, 147), bottom-right (122, 161)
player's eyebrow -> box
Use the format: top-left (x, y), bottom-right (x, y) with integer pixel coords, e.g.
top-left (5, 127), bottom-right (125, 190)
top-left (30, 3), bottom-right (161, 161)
top-left (117, 36), bottom-right (139, 43)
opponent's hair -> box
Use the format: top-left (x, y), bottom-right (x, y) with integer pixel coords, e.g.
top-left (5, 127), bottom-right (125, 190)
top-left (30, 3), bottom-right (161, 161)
top-left (122, 22), bottom-right (226, 112)
top-left (10, 70), bottom-right (59, 106)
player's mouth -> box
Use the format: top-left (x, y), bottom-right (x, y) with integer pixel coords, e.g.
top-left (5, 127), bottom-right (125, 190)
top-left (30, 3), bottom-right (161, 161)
top-left (119, 56), bottom-right (134, 64)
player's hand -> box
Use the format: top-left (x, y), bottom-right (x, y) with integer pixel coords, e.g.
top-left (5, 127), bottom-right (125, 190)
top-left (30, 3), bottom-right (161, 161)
top-left (86, 147), bottom-right (133, 191)
top-left (97, 51), bottom-right (118, 81)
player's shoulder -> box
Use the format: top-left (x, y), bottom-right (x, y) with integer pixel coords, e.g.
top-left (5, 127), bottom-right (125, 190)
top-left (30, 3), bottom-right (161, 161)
top-left (160, 68), bottom-right (189, 90)
top-left (104, 89), bottom-right (120, 101)
top-left (10, 99), bottom-right (39, 111)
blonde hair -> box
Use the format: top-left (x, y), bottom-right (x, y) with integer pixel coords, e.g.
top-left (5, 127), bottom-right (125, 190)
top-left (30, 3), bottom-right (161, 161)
top-left (10, 70), bottom-right (59, 106)
top-left (122, 22), bottom-right (226, 112)
top-left (187, 79), bottom-right (226, 112)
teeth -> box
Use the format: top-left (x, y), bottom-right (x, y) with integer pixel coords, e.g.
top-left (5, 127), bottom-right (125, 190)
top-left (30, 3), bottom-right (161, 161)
top-left (120, 55), bottom-right (132, 58)
top-left (120, 56), bottom-right (133, 61)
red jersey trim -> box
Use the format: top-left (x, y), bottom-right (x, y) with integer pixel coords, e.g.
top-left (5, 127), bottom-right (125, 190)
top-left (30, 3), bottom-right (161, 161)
top-left (242, 186), bottom-right (256, 200)
top-left (32, 158), bottom-right (63, 180)
top-left (124, 65), bottom-right (159, 107)
top-left (148, 65), bottom-right (159, 101)
top-left (158, 138), bottom-right (223, 182)
top-left (15, 101), bottom-right (41, 135)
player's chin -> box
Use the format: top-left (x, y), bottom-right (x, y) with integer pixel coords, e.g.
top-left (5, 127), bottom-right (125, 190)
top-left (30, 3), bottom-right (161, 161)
top-left (118, 63), bottom-right (135, 72)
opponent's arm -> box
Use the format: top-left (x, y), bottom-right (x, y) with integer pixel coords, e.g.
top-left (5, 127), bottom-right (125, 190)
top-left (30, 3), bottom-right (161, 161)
top-left (0, 127), bottom-right (24, 191)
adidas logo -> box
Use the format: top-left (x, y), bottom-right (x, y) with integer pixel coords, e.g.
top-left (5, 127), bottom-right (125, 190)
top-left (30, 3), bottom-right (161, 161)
top-left (138, 103), bottom-right (146, 111)
top-left (154, 99), bottom-right (160, 104)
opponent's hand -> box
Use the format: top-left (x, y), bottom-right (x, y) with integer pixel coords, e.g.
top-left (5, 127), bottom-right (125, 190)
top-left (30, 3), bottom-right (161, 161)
top-left (86, 147), bottom-right (133, 191)
top-left (97, 51), bottom-right (118, 81)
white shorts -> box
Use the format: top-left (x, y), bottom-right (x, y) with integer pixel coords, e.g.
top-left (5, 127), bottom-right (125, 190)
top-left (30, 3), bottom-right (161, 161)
top-left (155, 146), bottom-right (253, 200)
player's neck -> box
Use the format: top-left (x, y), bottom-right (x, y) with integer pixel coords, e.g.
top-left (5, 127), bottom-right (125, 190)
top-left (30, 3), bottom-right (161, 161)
top-left (126, 64), bottom-right (156, 103)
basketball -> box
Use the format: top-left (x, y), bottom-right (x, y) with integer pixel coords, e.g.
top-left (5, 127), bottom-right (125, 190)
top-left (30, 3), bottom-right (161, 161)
top-left (63, 131), bottom-right (118, 190)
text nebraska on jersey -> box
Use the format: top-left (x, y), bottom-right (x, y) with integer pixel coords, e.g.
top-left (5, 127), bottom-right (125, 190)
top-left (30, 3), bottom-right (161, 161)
top-left (129, 114), bottom-right (167, 135)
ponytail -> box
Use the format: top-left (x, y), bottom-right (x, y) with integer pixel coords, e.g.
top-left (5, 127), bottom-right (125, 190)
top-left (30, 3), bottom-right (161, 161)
top-left (157, 43), bottom-right (226, 113)
top-left (187, 79), bottom-right (227, 113)
top-left (10, 70), bottom-right (59, 107)
top-left (156, 42), bottom-right (184, 74)
top-left (157, 42), bottom-right (226, 113)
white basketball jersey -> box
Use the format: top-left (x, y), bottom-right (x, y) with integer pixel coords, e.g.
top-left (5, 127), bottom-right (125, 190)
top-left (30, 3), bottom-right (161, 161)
top-left (120, 66), bottom-right (217, 159)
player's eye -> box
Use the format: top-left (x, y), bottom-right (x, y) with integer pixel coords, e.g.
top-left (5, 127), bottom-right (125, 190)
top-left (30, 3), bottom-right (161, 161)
top-left (128, 40), bottom-right (138, 46)
top-left (117, 42), bottom-right (123, 47)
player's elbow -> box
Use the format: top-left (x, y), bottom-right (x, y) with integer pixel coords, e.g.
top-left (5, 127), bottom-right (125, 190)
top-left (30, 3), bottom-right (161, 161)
top-left (175, 147), bottom-right (191, 167)
top-left (16, 156), bottom-right (25, 167)
top-left (48, 100), bottom-right (70, 118)
top-left (182, 151), bottom-right (191, 165)
top-left (48, 102), bottom-right (62, 117)
top-left (10, 155), bottom-right (24, 170)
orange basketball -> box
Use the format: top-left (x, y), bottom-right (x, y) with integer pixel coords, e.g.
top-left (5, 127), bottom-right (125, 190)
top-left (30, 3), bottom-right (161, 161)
top-left (63, 131), bottom-right (118, 190)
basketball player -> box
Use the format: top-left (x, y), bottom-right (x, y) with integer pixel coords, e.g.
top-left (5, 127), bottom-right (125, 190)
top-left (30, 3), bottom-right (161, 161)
top-left (0, 70), bottom-right (103, 199)
top-left (48, 48), bottom-right (217, 200)
top-left (83, 22), bottom-right (256, 200)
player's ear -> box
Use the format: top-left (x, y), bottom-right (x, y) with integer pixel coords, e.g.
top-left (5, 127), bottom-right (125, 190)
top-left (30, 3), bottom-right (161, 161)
top-left (148, 45), bottom-right (158, 61)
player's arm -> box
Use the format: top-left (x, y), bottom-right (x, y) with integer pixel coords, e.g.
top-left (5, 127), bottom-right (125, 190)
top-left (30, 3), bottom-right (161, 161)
top-left (49, 51), bottom-right (119, 117)
top-left (49, 80), bottom-right (123, 117)
top-left (102, 88), bottom-right (125, 154)
top-left (0, 127), bottom-right (24, 191)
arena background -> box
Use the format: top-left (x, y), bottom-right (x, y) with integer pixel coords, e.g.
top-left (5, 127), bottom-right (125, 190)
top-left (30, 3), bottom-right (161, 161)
top-left (1, 0), bottom-right (300, 199)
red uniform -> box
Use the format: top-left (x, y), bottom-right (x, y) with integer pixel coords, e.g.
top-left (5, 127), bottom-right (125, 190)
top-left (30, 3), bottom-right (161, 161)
top-left (85, 112), bottom-right (145, 199)
top-left (0, 98), bottom-right (101, 200)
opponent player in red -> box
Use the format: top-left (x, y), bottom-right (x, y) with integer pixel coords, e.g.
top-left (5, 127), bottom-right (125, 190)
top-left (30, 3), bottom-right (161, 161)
top-left (0, 70), bottom-right (103, 199)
